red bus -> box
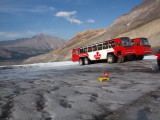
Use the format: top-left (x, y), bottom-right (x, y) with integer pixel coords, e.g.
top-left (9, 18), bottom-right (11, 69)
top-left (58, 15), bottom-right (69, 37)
top-left (72, 37), bottom-right (135, 65)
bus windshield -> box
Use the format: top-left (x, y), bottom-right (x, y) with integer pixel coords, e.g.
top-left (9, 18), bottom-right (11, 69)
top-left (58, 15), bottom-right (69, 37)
top-left (121, 37), bottom-right (132, 47)
top-left (140, 38), bottom-right (150, 46)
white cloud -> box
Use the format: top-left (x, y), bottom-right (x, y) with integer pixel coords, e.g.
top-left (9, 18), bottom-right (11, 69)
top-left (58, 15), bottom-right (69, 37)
top-left (55, 11), bottom-right (83, 24)
top-left (66, 17), bottom-right (83, 24)
top-left (27, 6), bottom-right (55, 13)
top-left (56, 11), bottom-right (76, 17)
top-left (0, 5), bottom-right (54, 13)
top-left (87, 19), bottom-right (95, 23)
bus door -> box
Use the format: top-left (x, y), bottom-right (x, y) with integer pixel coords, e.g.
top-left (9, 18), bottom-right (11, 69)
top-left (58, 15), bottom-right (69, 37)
top-left (72, 49), bottom-right (80, 61)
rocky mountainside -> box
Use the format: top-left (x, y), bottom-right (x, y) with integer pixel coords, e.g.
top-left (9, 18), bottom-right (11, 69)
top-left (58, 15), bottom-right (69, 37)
top-left (0, 34), bottom-right (67, 61)
top-left (23, 0), bottom-right (160, 64)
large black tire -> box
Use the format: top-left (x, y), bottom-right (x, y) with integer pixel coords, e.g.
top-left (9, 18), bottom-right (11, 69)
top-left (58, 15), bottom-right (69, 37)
top-left (136, 55), bottom-right (144, 60)
top-left (117, 54), bottom-right (125, 63)
top-left (84, 57), bottom-right (90, 65)
top-left (127, 55), bottom-right (133, 61)
top-left (107, 54), bottom-right (115, 64)
top-left (139, 55), bottom-right (144, 60)
top-left (79, 58), bottom-right (84, 65)
top-left (158, 60), bottom-right (160, 70)
top-left (132, 55), bottom-right (136, 61)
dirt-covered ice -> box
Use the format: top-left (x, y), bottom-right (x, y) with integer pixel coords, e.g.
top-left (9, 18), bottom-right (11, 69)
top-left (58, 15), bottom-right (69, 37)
top-left (0, 58), bottom-right (160, 120)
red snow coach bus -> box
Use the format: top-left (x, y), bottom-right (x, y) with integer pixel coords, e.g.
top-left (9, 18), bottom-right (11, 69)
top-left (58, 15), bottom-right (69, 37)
top-left (131, 38), bottom-right (152, 60)
top-left (72, 37), bottom-right (135, 65)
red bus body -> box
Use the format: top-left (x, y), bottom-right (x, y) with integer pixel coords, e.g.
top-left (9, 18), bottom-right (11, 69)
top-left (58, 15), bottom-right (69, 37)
top-left (131, 38), bottom-right (152, 60)
top-left (72, 37), bottom-right (135, 65)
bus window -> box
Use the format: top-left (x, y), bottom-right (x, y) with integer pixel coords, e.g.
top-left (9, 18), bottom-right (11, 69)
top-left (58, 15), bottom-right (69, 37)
top-left (121, 37), bottom-right (132, 47)
top-left (131, 41), bottom-right (134, 46)
top-left (117, 42), bottom-right (121, 47)
top-left (97, 44), bottom-right (102, 50)
top-left (73, 52), bottom-right (75, 55)
top-left (84, 47), bottom-right (87, 53)
top-left (93, 45), bottom-right (97, 51)
top-left (103, 42), bottom-right (108, 49)
top-left (76, 50), bottom-right (79, 55)
top-left (137, 42), bottom-right (140, 46)
top-left (88, 46), bottom-right (92, 52)
top-left (80, 48), bottom-right (83, 54)
top-left (109, 41), bottom-right (115, 48)
top-left (140, 38), bottom-right (150, 46)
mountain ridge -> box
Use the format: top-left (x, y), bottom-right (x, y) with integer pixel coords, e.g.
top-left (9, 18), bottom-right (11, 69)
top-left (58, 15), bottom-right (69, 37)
top-left (0, 34), bottom-right (67, 61)
top-left (0, 34), bottom-right (67, 50)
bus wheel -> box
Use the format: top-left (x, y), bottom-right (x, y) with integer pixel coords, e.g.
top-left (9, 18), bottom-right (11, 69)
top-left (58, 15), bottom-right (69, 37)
top-left (107, 54), bottom-right (114, 64)
top-left (136, 55), bottom-right (144, 60)
top-left (132, 55), bottom-right (136, 61)
top-left (84, 57), bottom-right (90, 65)
top-left (127, 55), bottom-right (133, 61)
top-left (79, 58), bottom-right (84, 65)
top-left (139, 55), bottom-right (144, 60)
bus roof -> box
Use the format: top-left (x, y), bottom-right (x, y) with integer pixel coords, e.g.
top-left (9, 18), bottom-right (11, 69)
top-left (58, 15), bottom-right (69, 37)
top-left (73, 37), bottom-right (130, 50)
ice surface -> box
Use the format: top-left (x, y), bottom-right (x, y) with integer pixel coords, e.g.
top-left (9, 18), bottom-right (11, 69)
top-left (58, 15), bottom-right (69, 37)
top-left (0, 61), bottom-right (79, 69)
top-left (0, 58), bottom-right (160, 120)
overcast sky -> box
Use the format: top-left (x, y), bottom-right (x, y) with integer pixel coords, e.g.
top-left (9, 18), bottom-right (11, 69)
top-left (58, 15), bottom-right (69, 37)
top-left (0, 0), bottom-right (145, 41)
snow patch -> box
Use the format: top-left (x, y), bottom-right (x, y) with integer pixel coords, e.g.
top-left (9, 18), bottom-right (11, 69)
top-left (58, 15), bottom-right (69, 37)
top-left (0, 61), bottom-right (79, 68)
top-left (144, 55), bottom-right (156, 60)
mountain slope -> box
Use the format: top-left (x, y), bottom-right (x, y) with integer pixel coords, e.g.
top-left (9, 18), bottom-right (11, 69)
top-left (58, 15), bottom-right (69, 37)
top-left (0, 34), bottom-right (67, 61)
top-left (23, 29), bottom-right (106, 63)
top-left (23, 0), bottom-right (160, 64)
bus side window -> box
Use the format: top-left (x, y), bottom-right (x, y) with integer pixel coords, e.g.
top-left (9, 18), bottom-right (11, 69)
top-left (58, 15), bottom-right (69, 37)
top-left (76, 50), bottom-right (79, 55)
top-left (103, 42), bottom-right (108, 49)
top-left (112, 41), bottom-right (115, 47)
top-left (117, 42), bottom-right (121, 47)
top-left (109, 41), bottom-right (115, 48)
top-left (80, 48), bottom-right (83, 54)
top-left (93, 45), bottom-right (97, 51)
top-left (73, 52), bottom-right (75, 55)
top-left (88, 47), bottom-right (92, 52)
top-left (84, 48), bottom-right (87, 53)
top-left (131, 41), bottom-right (134, 46)
top-left (97, 44), bottom-right (102, 50)
top-left (109, 42), bottom-right (111, 48)
top-left (137, 42), bottom-right (140, 46)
